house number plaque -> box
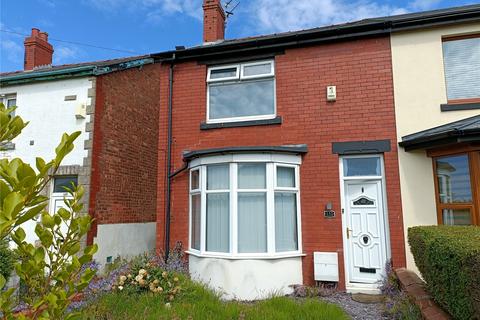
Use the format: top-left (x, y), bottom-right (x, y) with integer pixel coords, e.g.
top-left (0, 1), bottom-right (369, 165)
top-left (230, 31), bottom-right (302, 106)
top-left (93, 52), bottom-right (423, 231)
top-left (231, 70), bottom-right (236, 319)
top-left (324, 210), bottom-right (335, 218)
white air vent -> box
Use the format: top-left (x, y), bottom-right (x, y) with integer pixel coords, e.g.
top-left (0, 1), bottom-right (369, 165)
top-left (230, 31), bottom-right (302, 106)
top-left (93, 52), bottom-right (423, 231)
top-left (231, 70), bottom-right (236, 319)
top-left (314, 252), bottom-right (339, 282)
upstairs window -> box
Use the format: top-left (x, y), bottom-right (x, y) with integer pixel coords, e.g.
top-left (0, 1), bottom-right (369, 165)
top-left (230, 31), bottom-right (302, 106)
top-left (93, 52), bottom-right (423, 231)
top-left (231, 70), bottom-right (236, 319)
top-left (207, 60), bottom-right (276, 123)
top-left (442, 35), bottom-right (480, 103)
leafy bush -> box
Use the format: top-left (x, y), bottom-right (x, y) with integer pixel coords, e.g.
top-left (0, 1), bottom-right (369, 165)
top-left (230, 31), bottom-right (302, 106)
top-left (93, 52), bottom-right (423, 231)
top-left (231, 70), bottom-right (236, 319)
top-left (0, 238), bottom-right (14, 283)
top-left (408, 226), bottom-right (480, 320)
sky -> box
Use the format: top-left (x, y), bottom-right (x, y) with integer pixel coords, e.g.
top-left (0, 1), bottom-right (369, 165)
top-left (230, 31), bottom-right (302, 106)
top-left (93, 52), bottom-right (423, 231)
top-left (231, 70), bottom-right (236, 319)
top-left (0, 0), bottom-right (475, 72)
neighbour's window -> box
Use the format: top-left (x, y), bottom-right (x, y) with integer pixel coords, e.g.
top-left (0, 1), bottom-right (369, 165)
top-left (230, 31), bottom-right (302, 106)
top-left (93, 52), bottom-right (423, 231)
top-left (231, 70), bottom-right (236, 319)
top-left (206, 60), bottom-right (276, 123)
top-left (53, 176), bottom-right (78, 193)
top-left (434, 154), bottom-right (474, 225)
top-left (189, 158), bottom-right (301, 257)
top-left (442, 35), bottom-right (480, 102)
top-left (0, 94), bottom-right (17, 116)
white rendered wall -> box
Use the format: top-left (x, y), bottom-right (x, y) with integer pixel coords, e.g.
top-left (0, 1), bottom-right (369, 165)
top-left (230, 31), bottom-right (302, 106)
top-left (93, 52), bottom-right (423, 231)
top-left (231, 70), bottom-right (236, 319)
top-left (391, 22), bottom-right (480, 272)
top-left (0, 78), bottom-right (92, 245)
top-left (0, 77), bottom-right (91, 165)
top-left (93, 222), bottom-right (157, 265)
top-left (189, 255), bottom-right (303, 300)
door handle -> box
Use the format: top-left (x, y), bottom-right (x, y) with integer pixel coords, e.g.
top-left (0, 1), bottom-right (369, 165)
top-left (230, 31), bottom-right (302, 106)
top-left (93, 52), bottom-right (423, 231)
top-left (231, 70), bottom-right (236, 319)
top-left (346, 227), bottom-right (352, 239)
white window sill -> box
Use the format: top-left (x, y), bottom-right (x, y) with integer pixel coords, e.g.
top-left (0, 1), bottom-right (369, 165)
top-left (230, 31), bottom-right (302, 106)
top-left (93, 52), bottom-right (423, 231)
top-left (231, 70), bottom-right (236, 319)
top-left (186, 250), bottom-right (306, 260)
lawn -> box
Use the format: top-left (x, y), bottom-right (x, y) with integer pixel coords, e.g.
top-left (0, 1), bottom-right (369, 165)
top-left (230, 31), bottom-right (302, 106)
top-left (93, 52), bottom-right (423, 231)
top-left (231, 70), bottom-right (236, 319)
top-left (81, 279), bottom-right (349, 320)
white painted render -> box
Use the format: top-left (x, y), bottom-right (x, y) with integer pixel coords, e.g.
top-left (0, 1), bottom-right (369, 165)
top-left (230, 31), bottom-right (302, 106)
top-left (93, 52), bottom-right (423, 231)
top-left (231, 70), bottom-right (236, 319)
top-left (391, 22), bottom-right (480, 272)
top-left (1, 77), bottom-right (92, 246)
top-left (188, 255), bottom-right (303, 300)
top-left (0, 77), bottom-right (92, 164)
top-left (93, 222), bottom-right (157, 265)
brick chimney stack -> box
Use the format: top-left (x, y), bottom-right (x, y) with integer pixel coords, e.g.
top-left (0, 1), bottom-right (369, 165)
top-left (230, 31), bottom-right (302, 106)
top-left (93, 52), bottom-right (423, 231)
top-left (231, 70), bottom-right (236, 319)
top-left (24, 28), bottom-right (54, 70)
top-left (203, 0), bottom-right (226, 43)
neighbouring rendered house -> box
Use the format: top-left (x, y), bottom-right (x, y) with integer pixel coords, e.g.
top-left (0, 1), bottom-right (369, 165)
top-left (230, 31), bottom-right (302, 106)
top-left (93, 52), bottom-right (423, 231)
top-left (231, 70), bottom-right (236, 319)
top-left (391, 7), bottom-right (480, 272)
top-left (0, 28), bottom-right (161, 265)
top-left (151, 2), bottom-right (480, 300)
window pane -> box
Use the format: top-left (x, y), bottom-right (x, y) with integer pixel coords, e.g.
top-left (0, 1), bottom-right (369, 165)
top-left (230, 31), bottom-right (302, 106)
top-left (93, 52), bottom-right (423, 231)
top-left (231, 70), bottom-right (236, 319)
top-left (343, 157), bottom-right (381, 176)
top-left (210, 67), bottom-right (237, 80)
top-left (243, 63), bottom-right (272, 77)
top-left (191, 170), bottom-right (199, 190)
top-left (238, 163), bottom-right (266, 189)
top-left (442, 208), bottom-right (472, 225)
top-left (209, 79), bottom-right (275, 120)
top-left (435, 154), bottom-right (472, 203)
top-left (277, 166), bottom-right (295, 188)
top-left (207, 164), bottom-right (229, 190)
top-left (7, 99), bottom-right (16, 107)
top-left (191, 194), bottom-right (201, 250)
top-left (275, 193), bottom-right (298, 252)
top-left (53, 176), bottom-right (78, 193)
top-left (442, 38), bottom-right (480, 100)
top-left (206, 193), bottom-right (230, 252)
top-left (238, 193), bottom-right (267, 253)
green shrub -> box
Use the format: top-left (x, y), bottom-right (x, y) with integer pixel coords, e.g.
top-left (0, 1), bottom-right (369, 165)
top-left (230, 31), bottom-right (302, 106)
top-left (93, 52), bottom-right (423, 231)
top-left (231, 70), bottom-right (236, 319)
top-left (0, 238), bottom-right (14, 283)
top-left (408, 226), bottom-right (480, 320)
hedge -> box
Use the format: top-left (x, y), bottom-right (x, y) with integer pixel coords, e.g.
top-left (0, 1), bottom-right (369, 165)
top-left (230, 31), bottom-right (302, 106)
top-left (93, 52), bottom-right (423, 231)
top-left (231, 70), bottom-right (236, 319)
top-left (0, 237), bottom-right (15, 283)
top-left (408, 226), bottom-right (480, 320)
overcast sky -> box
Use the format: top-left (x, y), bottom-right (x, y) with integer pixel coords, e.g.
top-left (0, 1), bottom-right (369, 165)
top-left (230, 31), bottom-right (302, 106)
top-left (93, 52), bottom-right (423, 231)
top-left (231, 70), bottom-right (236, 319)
top-left (0, 0), bottom-right (474, 72)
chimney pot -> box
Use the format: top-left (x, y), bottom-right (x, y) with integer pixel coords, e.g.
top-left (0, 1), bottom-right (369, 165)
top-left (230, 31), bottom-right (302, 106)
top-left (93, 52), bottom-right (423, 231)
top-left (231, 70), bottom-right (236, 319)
top-left (203, 0), bottom-right (226, 43)
top-left (24, 28), bottom-right (54, 70)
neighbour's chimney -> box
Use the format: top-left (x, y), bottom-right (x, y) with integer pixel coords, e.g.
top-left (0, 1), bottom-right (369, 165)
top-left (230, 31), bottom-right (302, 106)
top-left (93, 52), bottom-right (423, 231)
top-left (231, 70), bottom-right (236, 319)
top-left (203, 0), bottom-right (226, 43)
top-left (24, 28), bottom-right (54, 70)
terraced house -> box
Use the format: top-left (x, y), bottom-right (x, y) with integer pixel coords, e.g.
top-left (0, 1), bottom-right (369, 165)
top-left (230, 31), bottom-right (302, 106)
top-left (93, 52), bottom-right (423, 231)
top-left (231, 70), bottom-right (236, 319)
top-left (151, 2), bottom-right (480, 299)
top-left (392, 11), bottom-right (480, 272)
top-left (0, 29), bottom-right (160, 265)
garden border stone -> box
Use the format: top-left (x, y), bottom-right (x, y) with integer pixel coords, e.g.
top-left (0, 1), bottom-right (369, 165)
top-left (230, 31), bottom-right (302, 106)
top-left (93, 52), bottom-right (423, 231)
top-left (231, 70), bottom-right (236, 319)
top-left (395, 268), bottom-right (450, 320)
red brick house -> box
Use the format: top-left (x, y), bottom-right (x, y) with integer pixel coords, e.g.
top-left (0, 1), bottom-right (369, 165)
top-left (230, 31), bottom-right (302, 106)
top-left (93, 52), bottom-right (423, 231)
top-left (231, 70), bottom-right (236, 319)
top-left (152, 0), bottom-right (412, 300)
top-left (152, 2), bottom-right (478, 300)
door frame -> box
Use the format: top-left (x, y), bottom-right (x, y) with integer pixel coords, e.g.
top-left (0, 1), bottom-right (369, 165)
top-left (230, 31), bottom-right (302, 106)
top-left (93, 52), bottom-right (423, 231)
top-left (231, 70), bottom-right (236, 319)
top-left (339, 154), bottom-right (391, 293)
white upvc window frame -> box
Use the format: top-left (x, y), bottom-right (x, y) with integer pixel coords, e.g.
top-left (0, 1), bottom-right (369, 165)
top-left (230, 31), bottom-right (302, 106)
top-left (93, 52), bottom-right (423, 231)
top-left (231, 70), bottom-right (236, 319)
top-left (0, 93), bottom-right (17, 116)
top-left (206, 60), bottom-right (276, 124)
top-left (188, 154), bottom-right (302, 259)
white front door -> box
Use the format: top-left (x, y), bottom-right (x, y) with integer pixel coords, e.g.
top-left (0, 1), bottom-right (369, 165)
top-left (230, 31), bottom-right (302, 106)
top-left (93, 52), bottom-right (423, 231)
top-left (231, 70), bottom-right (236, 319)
top-left (344, 180), bottom-right (387, 284)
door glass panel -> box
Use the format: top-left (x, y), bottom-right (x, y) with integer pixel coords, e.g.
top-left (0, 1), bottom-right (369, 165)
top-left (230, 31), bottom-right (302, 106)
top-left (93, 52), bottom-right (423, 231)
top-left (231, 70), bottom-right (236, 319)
top-left (343, 157), bottom-right (381, 177)
top-left (53, 176), bottom-right (78, 193)
top-left (442, 209), bottom-right (472, 225)
top-left (435, 154), bottom-right (472, 203)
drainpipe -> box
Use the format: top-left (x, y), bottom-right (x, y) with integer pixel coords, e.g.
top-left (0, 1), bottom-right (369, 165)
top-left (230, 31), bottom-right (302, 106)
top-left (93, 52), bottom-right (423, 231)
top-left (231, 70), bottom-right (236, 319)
top-left (165, 55), bottom-right (175, 261)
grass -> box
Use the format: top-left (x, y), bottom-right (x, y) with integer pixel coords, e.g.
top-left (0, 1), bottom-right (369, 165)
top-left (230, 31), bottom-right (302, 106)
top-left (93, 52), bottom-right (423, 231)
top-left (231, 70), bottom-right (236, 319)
top-left (81, 279), bottom-right (349, 320)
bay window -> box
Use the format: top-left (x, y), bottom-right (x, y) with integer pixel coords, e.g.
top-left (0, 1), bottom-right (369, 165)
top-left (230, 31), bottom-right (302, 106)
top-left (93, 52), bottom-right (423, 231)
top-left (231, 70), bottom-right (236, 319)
top-left (206, 60), bottom-right (276, 123)
top-left (189, 157), bottom-right (301, 257)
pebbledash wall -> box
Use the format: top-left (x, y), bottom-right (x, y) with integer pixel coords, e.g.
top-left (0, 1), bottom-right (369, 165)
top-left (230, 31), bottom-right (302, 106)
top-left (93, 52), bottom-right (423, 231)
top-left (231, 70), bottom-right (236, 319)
top-left (87, 64), bottom-right (161, 264)
top-left (0, 78), bottom-right (93, 245)
top-left (156, 36), bottom-right (406, 298)
top-left (391, 22), bottom-right (480, 273)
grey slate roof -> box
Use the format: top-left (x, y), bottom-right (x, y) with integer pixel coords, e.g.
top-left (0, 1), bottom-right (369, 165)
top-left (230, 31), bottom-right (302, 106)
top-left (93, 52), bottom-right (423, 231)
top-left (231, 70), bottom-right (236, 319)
top-left (399, 115), bottom-right (480, 151)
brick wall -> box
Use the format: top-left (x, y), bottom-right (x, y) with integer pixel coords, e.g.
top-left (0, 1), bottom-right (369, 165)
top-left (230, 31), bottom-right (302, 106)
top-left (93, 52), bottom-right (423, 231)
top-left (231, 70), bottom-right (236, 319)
top-left (88, 64), bottom-right (161, 242)
top-left (156, 36), bottom-right (406, 288)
